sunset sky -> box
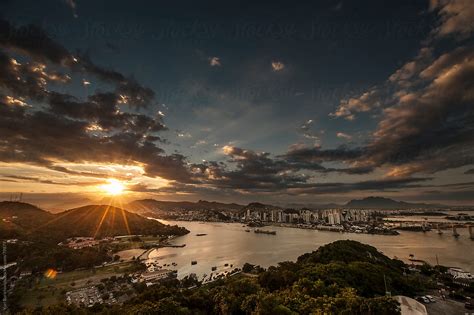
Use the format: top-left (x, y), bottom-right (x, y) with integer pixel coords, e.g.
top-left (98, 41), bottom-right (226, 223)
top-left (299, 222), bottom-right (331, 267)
top-left (1, 0), bottom-right (473, 209)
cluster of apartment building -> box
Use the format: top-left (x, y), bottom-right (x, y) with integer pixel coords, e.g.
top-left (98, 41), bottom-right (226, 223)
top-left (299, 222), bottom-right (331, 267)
top-left (237, 208), bottom-right (375, 225)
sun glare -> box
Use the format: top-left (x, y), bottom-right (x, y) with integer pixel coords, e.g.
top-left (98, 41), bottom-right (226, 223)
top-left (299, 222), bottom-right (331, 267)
top-left (100, 179), bottom-right (125, 196)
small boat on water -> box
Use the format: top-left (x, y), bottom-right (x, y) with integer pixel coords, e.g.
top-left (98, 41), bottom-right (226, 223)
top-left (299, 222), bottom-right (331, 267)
top-left (191, 261), bottom-right (197, 265)
top-left (211, 266), bottom-right (217, 271)
top-left (452, 225), bottom-right (460, 238)
top-left (245, 229), bottom-right (250, 232)
top-left (254, 229), bottom-right (276, 235)
top-left (196, 233), bottom-right (207, 236)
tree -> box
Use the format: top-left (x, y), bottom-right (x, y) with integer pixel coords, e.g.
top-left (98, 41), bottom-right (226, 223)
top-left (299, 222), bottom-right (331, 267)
top-left (242, 263), bottom-right (254, 273)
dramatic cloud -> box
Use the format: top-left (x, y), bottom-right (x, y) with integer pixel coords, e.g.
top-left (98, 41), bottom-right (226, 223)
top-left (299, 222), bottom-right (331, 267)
top-left (0, 19), bottom-right (193, 183)
top-left (430, 0), bottom-right (474, 38)
top-left (331, 88), bottom-right (383, 120)
top-left (1, 0), bottom-right (473, 204)
top-left (364, 47), bottom-right (474, 176)
top-left (325, 0), bottom-right (474, 178)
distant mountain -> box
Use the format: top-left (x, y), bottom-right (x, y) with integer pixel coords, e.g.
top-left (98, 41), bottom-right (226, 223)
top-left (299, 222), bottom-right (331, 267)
top-left (344, 197), bottom-right (446, 209)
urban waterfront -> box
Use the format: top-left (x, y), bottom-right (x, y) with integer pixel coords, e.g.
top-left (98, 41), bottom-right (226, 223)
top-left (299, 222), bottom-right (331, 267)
top-left (148, 220), bottom-right (474, 279)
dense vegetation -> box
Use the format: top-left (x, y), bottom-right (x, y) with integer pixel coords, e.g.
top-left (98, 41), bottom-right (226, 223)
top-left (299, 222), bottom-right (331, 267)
top-left (6, 241), bottom-right (111, 272)
top-left (16, 240), bottom-right (430, 314)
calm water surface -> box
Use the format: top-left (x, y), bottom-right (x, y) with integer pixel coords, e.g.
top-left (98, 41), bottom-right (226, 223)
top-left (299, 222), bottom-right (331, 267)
top-left (148, 221), bottom-right (474, 279)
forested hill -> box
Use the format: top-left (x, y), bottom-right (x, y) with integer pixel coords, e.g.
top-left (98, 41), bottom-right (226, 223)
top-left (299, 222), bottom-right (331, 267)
top-left (0, 202), bottom-right (189, 240)
top-left (45, 205), bottom-right (189, 239)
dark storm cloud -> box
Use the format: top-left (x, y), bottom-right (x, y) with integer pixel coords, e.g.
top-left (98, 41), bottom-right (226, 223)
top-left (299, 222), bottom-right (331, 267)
top-left (0, 174), bottom-right (103, 186)
top-left (79, 54), bottom-right (155, 109)
top-left (192, 146), bottom-right (406, 192)
top-left (283, 145), bottom-right (365, 163)
top-left (190, 148), bottom-right (297, 191)
top-left (48, 92), bottom-right (166, 133)
top-left (0, 19), bottom-right (154, 108)
top-left (128, 176), bottom-right (429, 197)
top-left (0, 19), bottom-right (193, 182)
top-left (0, 50), bottom-right (69, 101)
top-left (0, 19), bottom-right (71, 64)
top-left (0, 98), bottom-right (192, 181)
top-left (46, 165), bottom-right (122, 179)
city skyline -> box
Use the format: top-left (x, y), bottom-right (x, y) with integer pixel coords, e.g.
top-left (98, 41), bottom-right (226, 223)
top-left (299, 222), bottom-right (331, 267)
top-left (1, 0), bottom-right (474, 208)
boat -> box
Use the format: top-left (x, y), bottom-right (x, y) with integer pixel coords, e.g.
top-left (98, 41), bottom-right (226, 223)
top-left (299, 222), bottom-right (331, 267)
top-left (437, 224), bottom-right (443, 235)
top-left (191, 261), bottom-right (197, 265)
top-left (254, 229), bottom-right (276, 235)
top-left (245, 229), bottom-right (250, 232)
top-left (196, 233), bottom-right (207, 236)
top-left (452, 225), bottom-right (460, 238)
top-left (211, 266), bottom-right (217, 271)
top-left (224, 263), bottom-right (229, 267)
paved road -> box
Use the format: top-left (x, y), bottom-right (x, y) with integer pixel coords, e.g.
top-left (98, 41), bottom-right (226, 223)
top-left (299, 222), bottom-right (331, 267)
top-left (425, 298), bottom-right (469, 315)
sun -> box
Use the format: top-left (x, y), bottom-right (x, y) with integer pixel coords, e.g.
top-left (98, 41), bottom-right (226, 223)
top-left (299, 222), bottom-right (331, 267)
top-left (100, 179), bottom-right (125, 196)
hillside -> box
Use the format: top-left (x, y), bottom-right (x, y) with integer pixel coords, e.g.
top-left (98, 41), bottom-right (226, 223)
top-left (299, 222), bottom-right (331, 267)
top-left (0, 202), bottom-right (189, 240)
top-left (42, 205), bottom-right (189, 239)
top-left (0, 201), bottom-right (54, 238)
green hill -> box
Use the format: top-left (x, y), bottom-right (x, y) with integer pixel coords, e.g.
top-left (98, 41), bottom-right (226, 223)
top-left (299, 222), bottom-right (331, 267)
top-left (0, 202), bottom-right (189, 240)
top-left (46, 204), bottom-right (188, 238)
